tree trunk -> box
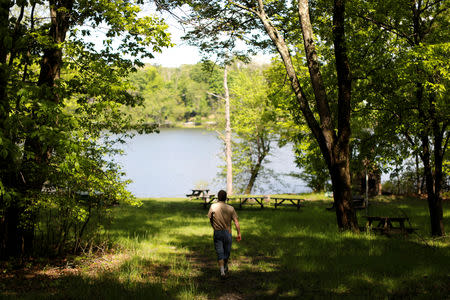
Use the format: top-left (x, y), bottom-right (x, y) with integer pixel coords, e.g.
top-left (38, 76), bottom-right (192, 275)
top-left (430, 93), bottom-right (445, 236)
top-left (224, 64), bottom-right (233, 195)
top-left (21, 0), bottom-right (73, 189)
top-left (0, 0), bottom-right (9, 121)
top-left (2, 0), bottom-right (75, 258)
top-left (0, 0), bottom-right (11, 176)
top-left (415, 153), bottom-right (421, 194)
top-left (2, 207), bottom-right (20, 258)
top-left (364, 167), bottom-right (369, 207)
top-left (330, 145), bottom-right (358, 230)
top-left (414, 60), bottom-right (446, 236)
top-left (0, 1), bottom-right (17, 259)
top-left (244, 158), bottom-right (263, 195)
top-left (421, 135), bottom-right (444, 236)
top-left (418, 89), bottom-right (445, 236)
top-left (252, 0), bottom-right (358, 230)
top-left (410, 0), bottom-right (445, 237)
top-left (244, 135), bottom-right (270, 195)
top-left (330, 0), bottom-right (358, 231)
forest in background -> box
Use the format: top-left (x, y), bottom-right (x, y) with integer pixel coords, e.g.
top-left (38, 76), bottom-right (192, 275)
top-left (126, 63), bottom-right (224, 126)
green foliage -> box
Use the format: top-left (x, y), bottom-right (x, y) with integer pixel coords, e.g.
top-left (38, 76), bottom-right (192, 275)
top-left (265, 55), bottom-right (332, 192)
top-left (292, 135), bottom-right (330, 192)
top-left (349, 1), bottom-right (449, 200)
top-left (127, 65), bottom-right (183, 124)
top-left (126, 63), bottom-right (223, 125)
top-left (32, 192), bottom-right (111, 255)
top-left (214, 62), bottom-right (279, 194)
top-left (0, 0), bottom-right (171, 256)
top-left (261, 0), bottom-right (449, 197)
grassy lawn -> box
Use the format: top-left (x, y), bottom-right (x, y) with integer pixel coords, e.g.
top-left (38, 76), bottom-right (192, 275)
top-left (1, 195), bottom-right (449, 299)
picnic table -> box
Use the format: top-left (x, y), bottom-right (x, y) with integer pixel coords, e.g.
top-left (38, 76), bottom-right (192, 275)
top-left (234, 196), bottom-right (267, 209)
top-left (186, 189), bottom-right (216, 208)
top-left (230, 195), bottom-right (304, 210)
top-left (272, 197), bottom-right (304, 210)
top-left (200, 194), bottom-right (216, 209)
top-left (364, 216), bottom-right (417, 235)
top-left (186, 189), bottom-right (210, 199)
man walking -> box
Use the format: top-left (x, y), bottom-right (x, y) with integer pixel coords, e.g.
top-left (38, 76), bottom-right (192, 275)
top-left (208, 190), bottom-right (241, 278)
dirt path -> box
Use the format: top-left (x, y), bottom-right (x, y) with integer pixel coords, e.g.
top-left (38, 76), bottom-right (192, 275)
top-left (185, 249), bottom-right (280, 300)
top-left (186, 252), bottom-right (245, 299)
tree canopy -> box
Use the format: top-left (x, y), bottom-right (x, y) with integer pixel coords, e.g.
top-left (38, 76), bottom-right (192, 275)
top-left (155, 0), bottom-right (448, 234)
top-left (350, 0), bottom-right (449, 235)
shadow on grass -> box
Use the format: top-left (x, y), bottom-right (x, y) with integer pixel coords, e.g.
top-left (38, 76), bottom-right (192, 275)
top-left (160, 199), bottom-right (450, 299)
top-left (1, 271), bottom-right (171, 300)
top-left (2, 198), bottom-right (449, 299)
top-left (171, 230), bottom-right (450, 299)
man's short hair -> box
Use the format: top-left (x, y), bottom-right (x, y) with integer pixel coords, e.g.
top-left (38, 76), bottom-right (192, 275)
top-left (218, 190), bottom-right (227, 202)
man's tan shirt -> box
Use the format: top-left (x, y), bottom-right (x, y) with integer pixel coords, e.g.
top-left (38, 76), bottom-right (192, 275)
top-left (208, 201), bottom-right (238, 232)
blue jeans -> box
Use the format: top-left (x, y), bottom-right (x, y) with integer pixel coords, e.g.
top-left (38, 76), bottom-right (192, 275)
top-left (213, 230), bottom-right (232, 261)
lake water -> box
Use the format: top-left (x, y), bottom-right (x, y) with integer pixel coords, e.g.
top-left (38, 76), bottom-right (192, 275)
top-left (115, 128), bottom-right (310, 197)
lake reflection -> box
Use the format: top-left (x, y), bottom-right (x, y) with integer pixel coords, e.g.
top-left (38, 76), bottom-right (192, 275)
top-left (115, 128), bottom-right (309, 197)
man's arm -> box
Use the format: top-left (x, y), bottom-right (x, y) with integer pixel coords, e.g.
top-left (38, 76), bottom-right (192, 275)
top-left (209, 211), bottom-right (215, 227)
top-left (233, 217), bottom-right (241, 242)
top-left (208, 207), bottom-right (215, 228)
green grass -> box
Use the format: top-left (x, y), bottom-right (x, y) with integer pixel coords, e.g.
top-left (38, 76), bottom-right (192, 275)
top-left (2, 195), bottom-right (449, 299)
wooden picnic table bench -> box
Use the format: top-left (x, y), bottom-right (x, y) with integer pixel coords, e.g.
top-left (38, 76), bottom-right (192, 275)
top-left (326, 196), bottom-right (367, 210)
top-left (271, 197), bottom-right (304, 210)
top-left (364, 216), bottom-right (418, 235)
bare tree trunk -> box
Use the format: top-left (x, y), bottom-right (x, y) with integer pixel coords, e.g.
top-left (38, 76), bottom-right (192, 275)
top-left (224, 64), bottom-right (233, 195)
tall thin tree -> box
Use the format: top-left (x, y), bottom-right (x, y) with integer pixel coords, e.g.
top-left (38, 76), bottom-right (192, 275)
top-left (224, 64), bottom-right (233, 195)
